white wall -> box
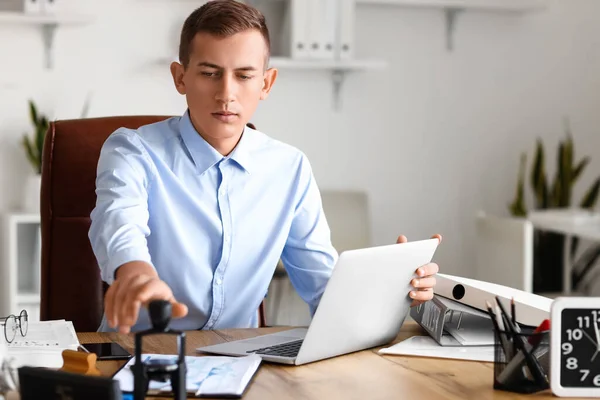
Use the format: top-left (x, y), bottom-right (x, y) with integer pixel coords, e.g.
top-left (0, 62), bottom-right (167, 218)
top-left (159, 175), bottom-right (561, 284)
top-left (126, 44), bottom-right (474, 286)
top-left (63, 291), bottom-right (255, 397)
top-left (0, 0), bottom-right (599, 278)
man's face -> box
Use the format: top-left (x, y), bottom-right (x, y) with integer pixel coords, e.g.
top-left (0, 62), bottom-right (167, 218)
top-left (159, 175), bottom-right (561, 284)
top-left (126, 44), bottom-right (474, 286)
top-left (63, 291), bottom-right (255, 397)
top-left (171, 29), bottom-right (276, 143)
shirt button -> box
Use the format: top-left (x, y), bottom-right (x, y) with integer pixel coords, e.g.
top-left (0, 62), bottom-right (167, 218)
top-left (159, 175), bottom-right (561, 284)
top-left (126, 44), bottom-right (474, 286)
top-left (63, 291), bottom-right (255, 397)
top-left (216, 278), bottom-right (223, 285)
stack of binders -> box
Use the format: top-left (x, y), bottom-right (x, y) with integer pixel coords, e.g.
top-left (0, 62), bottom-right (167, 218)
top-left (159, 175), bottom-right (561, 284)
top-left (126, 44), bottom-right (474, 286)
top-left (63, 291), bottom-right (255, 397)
top-left (279, 0), bottom-right (355, 61)
top-left (0, 0), bottom-right (57, 14)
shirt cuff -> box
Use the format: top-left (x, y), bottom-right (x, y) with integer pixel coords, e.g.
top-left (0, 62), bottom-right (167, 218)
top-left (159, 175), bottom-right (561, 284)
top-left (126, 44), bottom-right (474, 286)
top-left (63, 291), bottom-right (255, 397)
top-left (101, 247), bottom-right (154, 285)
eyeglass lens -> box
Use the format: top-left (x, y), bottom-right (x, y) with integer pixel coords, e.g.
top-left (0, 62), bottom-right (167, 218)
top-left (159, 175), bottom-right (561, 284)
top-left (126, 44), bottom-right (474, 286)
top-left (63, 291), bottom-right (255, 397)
top-left (4, 315), bottom-right (16, 343)
top-left (19, 309), bottom-right (28, 337)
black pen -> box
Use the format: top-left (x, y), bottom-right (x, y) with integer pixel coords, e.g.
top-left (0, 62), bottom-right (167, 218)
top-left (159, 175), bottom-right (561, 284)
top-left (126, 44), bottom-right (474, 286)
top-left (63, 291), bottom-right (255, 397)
top-left (486, 301), bottom-right (511, 360)
top-left (495, 297), bottom-right (548, 385)
top-left (511, 298), bottom-right (516, 326)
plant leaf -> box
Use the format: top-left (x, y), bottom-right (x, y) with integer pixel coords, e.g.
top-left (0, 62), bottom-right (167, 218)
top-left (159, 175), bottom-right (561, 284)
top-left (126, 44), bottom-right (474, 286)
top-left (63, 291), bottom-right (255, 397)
top-left (550, 172), bottom-right (561, 208)
top-left (572, 243), bottom-right (600, 289)
top-left (580, 177), bottom-right (600, 209)
top-left (572, 157), bottom-right (589, 184)
top-left (28, 100), bottom-right (38, 126)
top-left (509, 152), bottom-right (528, 217)
top-left (80, 92), bottom-right (92, 119)
top-left (530, 139), bottom-right (548, 209)
top-left (559, 137), bottom-right (573, 207)
top-left (22, 135), bottom-right (38, 172)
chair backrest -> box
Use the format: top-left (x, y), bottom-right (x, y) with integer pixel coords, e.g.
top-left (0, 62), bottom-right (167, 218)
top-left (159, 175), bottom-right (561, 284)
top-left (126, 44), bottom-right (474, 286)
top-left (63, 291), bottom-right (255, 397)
top-left (473, 211), bottom-right (534, 292)
top-left (40, 115), bottom-right (265, 331)
top-left (40, 116), bottom-right (172, 331)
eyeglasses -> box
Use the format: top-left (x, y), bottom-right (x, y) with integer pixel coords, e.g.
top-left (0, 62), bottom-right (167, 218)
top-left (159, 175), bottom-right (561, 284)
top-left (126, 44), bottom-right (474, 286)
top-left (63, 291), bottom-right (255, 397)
top-left (0, 310), bottom-right (28, 344)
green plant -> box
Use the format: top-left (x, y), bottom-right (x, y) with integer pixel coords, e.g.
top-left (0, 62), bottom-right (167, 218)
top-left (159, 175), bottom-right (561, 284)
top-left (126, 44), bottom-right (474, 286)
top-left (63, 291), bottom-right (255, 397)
top-left (20, 94), bottom-right (91, 175)
top-left (509, 133), bottom-right (600, 215)
top-left (21, 100), bottom-right (48, 175)
top-left (509, 124), bottom-right (600, 292)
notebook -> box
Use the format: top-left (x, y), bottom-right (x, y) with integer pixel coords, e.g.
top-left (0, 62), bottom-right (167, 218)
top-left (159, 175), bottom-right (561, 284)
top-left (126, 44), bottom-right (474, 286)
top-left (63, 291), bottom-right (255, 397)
top-left (113, 353), bottom-right (261, 398)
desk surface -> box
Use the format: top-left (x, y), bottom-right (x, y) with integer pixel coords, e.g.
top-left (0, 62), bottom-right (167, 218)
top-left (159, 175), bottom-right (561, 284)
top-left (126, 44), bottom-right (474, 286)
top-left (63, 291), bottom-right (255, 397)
top-left (79, 322), bottom-right (560, 400)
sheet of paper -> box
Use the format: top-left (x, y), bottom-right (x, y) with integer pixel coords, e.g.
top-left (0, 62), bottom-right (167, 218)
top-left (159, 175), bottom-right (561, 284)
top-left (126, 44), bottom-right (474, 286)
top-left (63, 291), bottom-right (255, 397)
top-left (4, 320), bottom-right (80, 368)
top-left (7, 320), bottom-right (79, 350)
top-left (114, 353), bottom-right (262, 396)
top-left (443, 312), bottom-right (495, 346)
top-left (379, 335), bottom-right (495, 362)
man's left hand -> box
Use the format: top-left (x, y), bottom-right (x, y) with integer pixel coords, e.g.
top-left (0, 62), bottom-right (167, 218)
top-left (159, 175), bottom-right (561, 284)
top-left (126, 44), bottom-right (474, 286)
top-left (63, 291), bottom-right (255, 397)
top-left (396, 234), bottom-right (442, 307)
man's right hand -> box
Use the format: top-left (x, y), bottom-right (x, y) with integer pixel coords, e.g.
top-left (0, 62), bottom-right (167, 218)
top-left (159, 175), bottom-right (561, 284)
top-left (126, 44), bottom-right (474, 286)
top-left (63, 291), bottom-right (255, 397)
top-left (105, 261), bottom-right (188, 334)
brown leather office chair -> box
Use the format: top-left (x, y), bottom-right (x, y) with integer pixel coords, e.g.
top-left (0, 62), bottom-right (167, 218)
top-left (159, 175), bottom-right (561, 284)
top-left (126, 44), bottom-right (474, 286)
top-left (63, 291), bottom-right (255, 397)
top-left (40, 116), bottom-right (267, 331)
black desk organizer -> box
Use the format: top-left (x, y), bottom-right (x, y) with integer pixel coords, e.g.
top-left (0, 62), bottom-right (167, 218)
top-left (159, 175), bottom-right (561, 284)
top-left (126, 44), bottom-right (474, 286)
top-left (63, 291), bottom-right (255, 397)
top-left (493, 328), bottom-right (550, 394)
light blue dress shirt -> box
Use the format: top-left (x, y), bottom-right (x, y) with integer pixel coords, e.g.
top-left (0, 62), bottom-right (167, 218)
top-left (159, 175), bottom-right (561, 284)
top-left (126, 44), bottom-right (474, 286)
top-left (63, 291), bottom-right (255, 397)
top-left (89, 110), bottom-right (338, 332)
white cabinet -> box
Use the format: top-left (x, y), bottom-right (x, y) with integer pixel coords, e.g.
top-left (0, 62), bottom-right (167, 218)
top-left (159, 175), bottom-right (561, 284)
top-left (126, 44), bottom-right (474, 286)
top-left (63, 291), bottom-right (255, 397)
top-left (0, 213), bottom-right (41, 321)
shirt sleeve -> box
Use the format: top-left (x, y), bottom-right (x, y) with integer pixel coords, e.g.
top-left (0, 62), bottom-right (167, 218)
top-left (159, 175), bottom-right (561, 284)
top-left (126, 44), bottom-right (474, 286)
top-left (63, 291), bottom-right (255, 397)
top-left (280, 154), bottom-right (339, 316)
top-left (88, 129), bottom-right (156, 285)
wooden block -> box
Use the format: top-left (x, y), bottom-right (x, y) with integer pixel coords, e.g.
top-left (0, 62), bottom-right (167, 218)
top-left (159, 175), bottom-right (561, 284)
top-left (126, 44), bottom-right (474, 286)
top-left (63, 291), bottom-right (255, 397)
top-left (60, 350), bottom-right (101, 376)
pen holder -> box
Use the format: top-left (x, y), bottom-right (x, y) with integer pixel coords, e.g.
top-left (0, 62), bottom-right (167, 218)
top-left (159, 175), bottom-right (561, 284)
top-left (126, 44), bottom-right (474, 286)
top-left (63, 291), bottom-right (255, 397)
top-left (493, 329), bottom-right (550, 394)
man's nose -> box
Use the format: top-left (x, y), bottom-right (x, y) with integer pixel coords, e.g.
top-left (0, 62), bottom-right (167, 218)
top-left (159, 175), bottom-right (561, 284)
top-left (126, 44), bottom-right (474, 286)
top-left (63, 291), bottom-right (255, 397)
top-left (215, 74), bottom-right (236, 104)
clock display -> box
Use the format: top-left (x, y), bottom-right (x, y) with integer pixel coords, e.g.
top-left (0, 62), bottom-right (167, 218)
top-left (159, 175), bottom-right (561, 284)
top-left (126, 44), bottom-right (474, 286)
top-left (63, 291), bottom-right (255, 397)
top-left (560, 308), bottom-right (600, 387)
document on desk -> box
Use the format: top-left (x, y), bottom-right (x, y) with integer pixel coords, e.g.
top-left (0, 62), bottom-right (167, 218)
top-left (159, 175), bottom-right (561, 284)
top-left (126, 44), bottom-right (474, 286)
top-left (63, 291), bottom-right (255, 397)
top-left (379, 336), bottom-right (495, 362)
top-left (5, 320), bottom-right (79, 368)
top-left (114, 353), bottom-right (262, 398)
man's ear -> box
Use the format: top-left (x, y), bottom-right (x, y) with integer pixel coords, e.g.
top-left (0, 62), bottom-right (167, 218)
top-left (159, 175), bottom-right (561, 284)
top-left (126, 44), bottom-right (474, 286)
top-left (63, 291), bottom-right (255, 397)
top-left (260, 68), bottom-right (278, 100)
top-left (170, 61), bottom-right (186, 95)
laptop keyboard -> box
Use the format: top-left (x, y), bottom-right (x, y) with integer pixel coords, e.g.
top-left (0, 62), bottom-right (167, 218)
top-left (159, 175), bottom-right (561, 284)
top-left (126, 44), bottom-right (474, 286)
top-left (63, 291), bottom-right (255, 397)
top-left (246, 339), bottom-right (303, 358)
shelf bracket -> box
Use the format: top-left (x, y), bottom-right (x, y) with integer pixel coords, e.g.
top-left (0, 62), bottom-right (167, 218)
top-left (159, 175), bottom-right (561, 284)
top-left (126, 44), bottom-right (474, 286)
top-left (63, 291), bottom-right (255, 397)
top-left (444, 8), bottom-right (463, 51)
top-left (41, 23), bottom-right (58, 69)
top-left (331, 70), bottom-right (346, 111)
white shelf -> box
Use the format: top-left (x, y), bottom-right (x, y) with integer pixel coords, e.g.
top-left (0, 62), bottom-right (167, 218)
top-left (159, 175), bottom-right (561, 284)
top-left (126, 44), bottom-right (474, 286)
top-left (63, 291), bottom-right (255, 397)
top-left (356, 0), bottom-right (546, 12)
top-left (259, 0), bottom-right (545, 12)
top-left (0, 12), bottom-right (92, 24)
top-left (269, 57), bottom-right (387, 71)
top-left (270, 57), bottom-right (388, 110)
top-left (8, 213), bottom-right (40, 225)
top-left (0, 12), bottom-right (93, 69)
top-left (17, 292), bottom-right (41, 304)
top-left (357, 0), bottom-right (547, 50)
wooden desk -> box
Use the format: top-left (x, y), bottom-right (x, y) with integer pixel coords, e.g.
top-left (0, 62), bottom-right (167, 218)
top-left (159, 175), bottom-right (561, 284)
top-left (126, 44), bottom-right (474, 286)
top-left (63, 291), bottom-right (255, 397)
top-left (79, 322), bottom-right (558, 400)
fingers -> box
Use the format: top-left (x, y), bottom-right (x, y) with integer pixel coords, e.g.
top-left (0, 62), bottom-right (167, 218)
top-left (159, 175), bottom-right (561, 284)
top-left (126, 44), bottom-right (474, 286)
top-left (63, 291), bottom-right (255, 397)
top-left (431, 234), bottom-right (443, 244)
top-left (119, 275), bottom-right (154, 333)
top-left (112, 275), bottom-right (138, 333)
top-left (105, 280), bottom-right (119, 328)
top-left (411, 276), bottom-right (436, 290)
top-left (398, 234), bottom-right (442, 244)
top-left (106, 274), bottom-right (186, 334)
top-left (416, 262), bottom-right (439, 278)
top-left (172, 302), bottom-right (189, 318)
top-left (409, 288), bottom-right (433, 302)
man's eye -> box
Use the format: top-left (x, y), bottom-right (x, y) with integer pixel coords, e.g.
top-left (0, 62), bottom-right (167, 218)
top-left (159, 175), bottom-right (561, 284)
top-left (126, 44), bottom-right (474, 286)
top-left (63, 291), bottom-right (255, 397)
top-left (201, 71), bottom-right (216, 77)
top-left (239, 75), bottom-right (252, 80)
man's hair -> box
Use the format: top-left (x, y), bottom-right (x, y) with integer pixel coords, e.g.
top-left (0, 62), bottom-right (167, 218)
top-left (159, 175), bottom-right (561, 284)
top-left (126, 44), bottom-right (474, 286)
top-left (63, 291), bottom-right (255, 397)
top-left (179, 0), bottom-right (271, 69)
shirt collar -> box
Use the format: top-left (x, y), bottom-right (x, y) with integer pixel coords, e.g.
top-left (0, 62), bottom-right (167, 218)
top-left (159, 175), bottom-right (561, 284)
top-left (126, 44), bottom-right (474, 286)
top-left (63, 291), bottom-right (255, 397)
top-left (228, 125), bottom-right (253, 174)
top-left (179, 110), bottom-right (223, 175)
top-left (178, 110), bottom-right (254, 175)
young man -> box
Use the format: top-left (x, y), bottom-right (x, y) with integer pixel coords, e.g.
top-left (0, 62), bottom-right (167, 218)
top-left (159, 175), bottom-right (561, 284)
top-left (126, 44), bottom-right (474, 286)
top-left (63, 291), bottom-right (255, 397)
top-left (89, 0), bottom-right (441, 334)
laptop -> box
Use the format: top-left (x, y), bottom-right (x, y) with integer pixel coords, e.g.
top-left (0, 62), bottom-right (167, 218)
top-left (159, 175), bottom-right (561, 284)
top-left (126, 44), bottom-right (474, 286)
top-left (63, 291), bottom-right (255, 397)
top-left (197, 238), bottom-right (439, 365)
